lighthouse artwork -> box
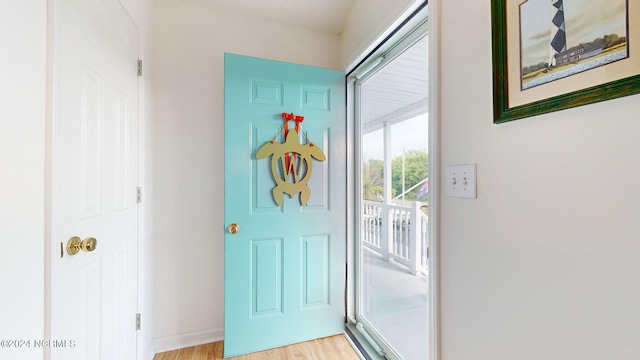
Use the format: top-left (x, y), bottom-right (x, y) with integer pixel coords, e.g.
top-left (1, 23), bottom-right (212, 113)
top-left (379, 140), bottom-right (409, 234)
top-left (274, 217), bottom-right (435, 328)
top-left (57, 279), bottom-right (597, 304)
top-left (519, 0), bottom-right (629, 90)
top-left (548, 0), bottom-right (567, 67)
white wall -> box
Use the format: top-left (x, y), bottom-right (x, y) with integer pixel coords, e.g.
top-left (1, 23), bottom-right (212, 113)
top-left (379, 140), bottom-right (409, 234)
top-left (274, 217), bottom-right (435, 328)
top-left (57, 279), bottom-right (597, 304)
top-left (438, 1), bottom-right (640, 359)
top-left (0, 1), bottom-right (47, 360)
top-left (151, 0), bottom-right (340, 350)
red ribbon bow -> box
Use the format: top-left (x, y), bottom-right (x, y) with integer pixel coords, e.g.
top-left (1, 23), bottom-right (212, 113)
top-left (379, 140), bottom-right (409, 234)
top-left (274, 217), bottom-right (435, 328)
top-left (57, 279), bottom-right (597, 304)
top-left (281, 113), bottom-right (305, 175)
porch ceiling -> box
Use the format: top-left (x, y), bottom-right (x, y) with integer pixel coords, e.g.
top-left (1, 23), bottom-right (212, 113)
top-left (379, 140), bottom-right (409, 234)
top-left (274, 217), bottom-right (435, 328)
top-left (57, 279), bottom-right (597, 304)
top-left (361, 36), bottom-right (429, 133)
top-left (179, 0), bottom-right (357, 35)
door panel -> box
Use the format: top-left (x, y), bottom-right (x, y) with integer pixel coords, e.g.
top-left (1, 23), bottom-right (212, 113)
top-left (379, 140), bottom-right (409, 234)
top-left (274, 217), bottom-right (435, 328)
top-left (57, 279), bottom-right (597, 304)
top-left (51, 0), bottom-right (139, 358)
top-left (251, 238), bottom-right (283, 316)
top-left (301, 235), bottom-right (330, 306)
top-left (224, 53), bottom-right (346, 357)
top-left (79, 67), bottom-right (103, 218)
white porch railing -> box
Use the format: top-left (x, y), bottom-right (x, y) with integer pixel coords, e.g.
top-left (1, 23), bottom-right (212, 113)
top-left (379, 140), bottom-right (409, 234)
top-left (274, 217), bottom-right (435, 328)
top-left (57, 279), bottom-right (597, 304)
top-left (363, 200), bottom-right (428, 275)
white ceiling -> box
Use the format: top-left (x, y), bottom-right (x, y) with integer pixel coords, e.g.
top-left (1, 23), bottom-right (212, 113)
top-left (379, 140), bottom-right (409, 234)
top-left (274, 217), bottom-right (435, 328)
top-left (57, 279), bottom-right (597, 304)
top-left (180, 0), bottom-right (358, 35)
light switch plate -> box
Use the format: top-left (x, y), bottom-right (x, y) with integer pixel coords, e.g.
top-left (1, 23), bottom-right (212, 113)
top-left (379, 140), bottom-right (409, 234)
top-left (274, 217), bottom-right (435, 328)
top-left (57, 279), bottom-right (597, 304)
top-left (445, 164), bottom-right (476, 198)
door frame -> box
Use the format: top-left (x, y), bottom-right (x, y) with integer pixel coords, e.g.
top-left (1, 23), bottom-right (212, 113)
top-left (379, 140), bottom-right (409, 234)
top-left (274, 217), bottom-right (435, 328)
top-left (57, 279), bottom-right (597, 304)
top-left (44, 0), bottom-right (146, 358)
top-left (345, 1), bottom-right (441, 359)
top-left (427, 3), bottom-right (442, 360)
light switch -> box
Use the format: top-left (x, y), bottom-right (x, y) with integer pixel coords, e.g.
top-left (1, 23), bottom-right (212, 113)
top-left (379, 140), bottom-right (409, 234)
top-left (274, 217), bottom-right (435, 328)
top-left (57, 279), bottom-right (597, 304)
top-left (445, 164), bottom-right (476, 198)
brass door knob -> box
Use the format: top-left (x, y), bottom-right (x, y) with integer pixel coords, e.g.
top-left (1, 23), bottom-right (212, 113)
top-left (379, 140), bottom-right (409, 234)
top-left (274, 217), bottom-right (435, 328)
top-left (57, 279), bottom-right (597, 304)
top-left (81, 237), bottom-right (97, 252)
top-left (67, 236), bottom-right (98, 255)
top-left (227, 223), bottom-right (240, 234)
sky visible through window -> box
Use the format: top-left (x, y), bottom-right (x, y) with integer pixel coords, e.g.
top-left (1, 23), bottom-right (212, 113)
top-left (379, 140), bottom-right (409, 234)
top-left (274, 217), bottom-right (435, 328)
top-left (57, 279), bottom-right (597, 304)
top-left (362, 114), bottom-right (428, 161)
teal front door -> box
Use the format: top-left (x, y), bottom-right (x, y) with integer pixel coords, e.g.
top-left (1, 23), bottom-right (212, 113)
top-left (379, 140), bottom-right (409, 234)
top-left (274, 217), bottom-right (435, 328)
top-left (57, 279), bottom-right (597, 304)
top-left (223, 53), bottom-right (346, 357)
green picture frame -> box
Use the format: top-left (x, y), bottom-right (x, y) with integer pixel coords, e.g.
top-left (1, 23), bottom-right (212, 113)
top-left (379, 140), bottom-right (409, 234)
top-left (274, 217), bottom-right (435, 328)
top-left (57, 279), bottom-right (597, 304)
top-left (491, 0), bottom-right (640, 124)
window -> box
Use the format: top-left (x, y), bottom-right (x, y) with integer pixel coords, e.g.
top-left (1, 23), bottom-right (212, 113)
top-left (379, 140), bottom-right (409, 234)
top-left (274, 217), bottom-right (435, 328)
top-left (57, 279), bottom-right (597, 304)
top-left (347, 5), bottom-right (433, 359)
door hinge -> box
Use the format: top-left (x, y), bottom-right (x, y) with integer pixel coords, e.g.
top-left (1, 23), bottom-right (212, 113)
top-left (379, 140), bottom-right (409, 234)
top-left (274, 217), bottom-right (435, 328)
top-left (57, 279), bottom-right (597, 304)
top-left (136, 187), bottom-right (142, 203)
top-left (137, 59), bottom-right (142, 77)
top-left (136, 313), bottom-right (141, 330)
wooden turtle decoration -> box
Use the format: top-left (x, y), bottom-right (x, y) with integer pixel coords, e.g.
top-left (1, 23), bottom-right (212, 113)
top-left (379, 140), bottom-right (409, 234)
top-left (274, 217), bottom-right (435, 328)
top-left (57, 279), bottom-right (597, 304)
top-left (256, 128), bottom-right (325, 206)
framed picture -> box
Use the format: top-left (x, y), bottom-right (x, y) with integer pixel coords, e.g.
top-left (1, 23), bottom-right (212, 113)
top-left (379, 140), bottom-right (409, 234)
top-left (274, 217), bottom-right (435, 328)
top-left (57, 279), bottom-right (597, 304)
top-left (491, 0), bottom-right (640, 123)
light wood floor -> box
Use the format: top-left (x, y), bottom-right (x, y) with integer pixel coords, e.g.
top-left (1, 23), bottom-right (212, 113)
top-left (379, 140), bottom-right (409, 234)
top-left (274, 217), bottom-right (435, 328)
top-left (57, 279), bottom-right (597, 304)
top-left (154, 335), bottom-right (361, 360)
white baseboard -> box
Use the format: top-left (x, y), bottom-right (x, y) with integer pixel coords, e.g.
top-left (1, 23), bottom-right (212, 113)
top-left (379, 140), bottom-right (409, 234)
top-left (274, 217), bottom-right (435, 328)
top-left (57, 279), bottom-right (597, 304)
top-left (152, 328), bottom-right (224, 355)
top-left (143, 341), bottom-right (155, 360)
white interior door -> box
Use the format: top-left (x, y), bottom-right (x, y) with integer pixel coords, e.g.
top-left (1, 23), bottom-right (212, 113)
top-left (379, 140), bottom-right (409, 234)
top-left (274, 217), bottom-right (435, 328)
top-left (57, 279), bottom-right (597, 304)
top-left (51, 0), bottom-right (139, 358)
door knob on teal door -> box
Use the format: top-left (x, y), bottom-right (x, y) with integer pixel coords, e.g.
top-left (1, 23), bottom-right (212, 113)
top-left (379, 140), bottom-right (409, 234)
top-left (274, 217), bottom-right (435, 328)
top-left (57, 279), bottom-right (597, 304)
top-left (227, 223), bottom-right (240, 234)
